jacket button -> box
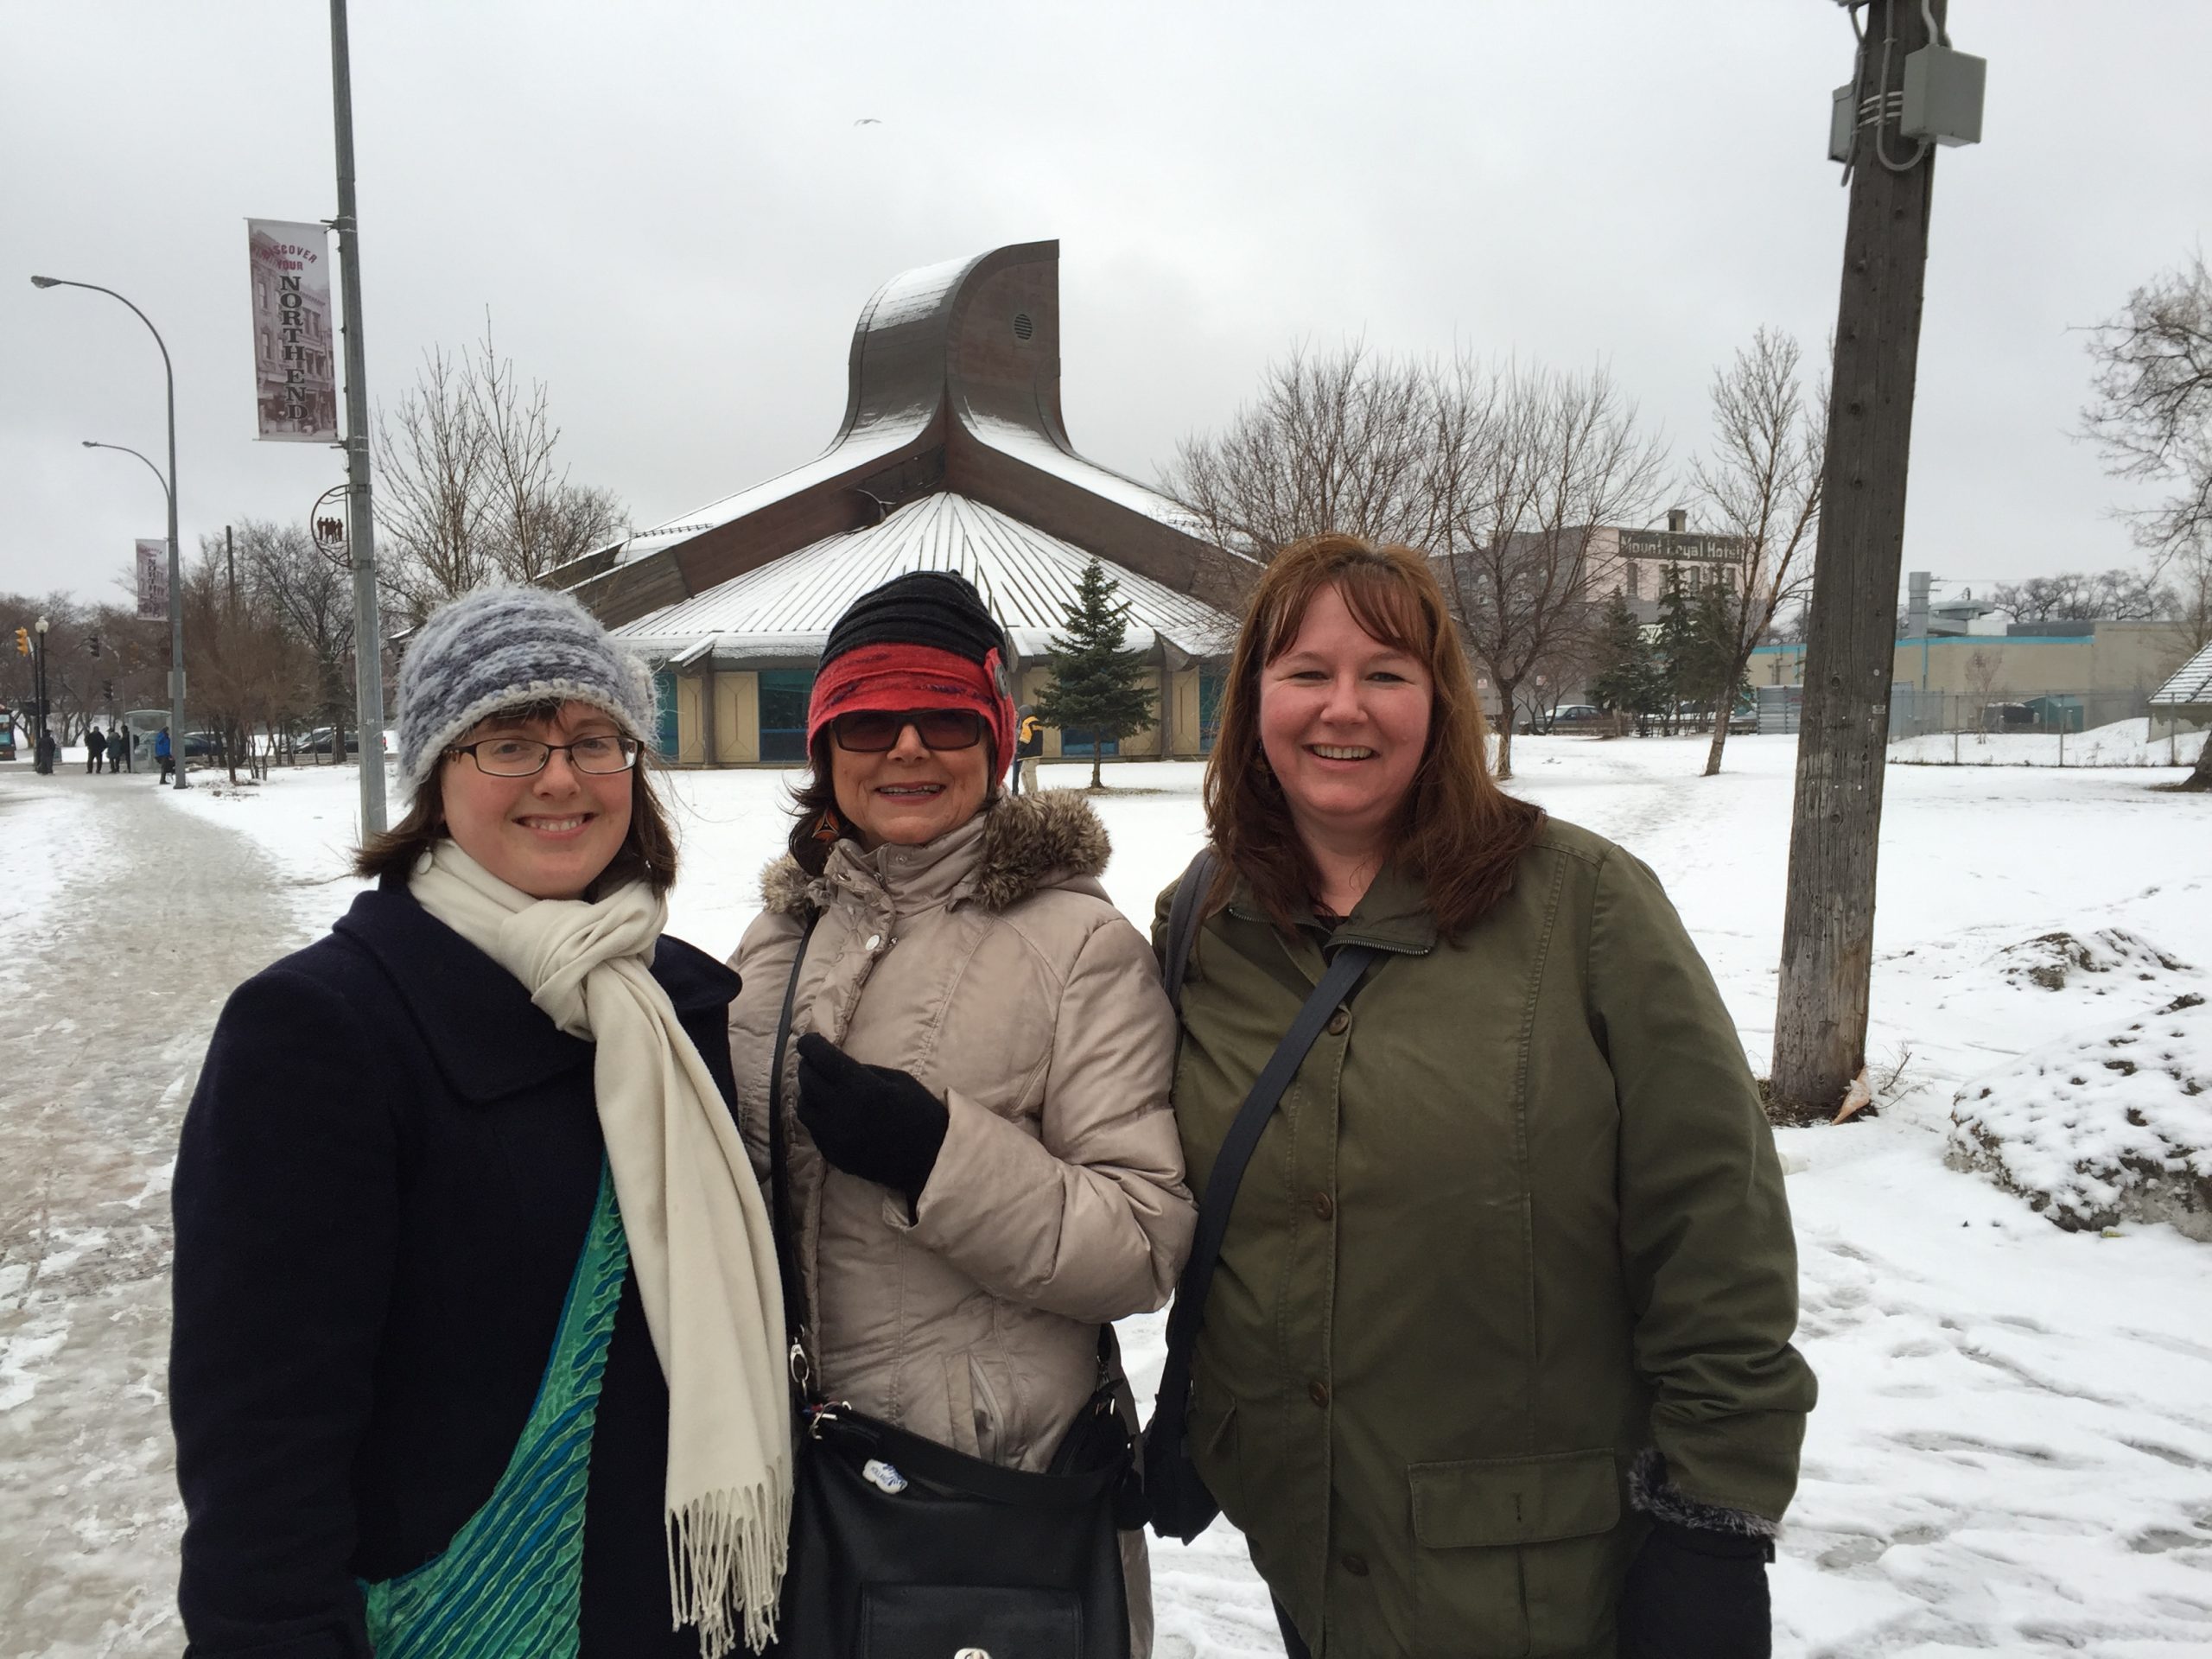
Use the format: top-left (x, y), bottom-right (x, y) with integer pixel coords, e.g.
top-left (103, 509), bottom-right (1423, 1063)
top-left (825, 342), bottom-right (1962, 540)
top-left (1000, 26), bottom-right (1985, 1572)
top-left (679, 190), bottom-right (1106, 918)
top-left (1312, 1192), bottom-right (1334, 1221)
top-left (1326, 1007), bottom-right (1349, 1036)
top-left (1308, 1379), bottom-right (1330, 1408)
top-left (1341, 1552), bottom-right (1370, 1577)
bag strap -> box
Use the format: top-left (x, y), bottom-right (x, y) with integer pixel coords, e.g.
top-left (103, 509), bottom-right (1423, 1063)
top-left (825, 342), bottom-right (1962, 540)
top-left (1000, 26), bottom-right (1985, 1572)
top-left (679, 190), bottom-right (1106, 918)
top-left (1162, 847), bottom-right (1218, 1014)
top-left (1151, 935), bottom-right (1379, 1434)
top-left (766, 910), bottom-right (821, 1368)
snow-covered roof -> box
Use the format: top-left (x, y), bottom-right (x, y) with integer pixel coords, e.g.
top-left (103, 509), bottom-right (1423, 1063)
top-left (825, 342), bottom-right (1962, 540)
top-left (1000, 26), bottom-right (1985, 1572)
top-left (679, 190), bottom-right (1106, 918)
top-left (611, 493), bottom-right (1238, 664)
top-left (2149, 640), bottom-right (2212, 709)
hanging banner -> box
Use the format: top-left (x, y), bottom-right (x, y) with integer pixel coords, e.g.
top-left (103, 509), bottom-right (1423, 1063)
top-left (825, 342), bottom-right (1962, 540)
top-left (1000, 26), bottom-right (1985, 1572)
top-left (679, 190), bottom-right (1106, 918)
top-left (247, 219), bottom-right (340, 442)
top-left (136, 539), bottom-right (169, 620)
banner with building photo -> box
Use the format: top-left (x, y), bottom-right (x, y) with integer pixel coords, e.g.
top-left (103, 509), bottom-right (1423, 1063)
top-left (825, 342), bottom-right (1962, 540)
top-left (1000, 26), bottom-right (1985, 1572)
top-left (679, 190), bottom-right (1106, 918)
top-left (136, 539), bottom-right (168, 620)
top-left (247, 219), bottom-right (340, 442)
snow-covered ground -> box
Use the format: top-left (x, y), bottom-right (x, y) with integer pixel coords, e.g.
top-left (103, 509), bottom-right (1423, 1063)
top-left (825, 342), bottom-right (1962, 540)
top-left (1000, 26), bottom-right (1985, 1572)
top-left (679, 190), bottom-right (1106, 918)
top-left (5, 736), bottom-right (2210, 1656)
top-left (1890, 715), bottom-right (2208, 769)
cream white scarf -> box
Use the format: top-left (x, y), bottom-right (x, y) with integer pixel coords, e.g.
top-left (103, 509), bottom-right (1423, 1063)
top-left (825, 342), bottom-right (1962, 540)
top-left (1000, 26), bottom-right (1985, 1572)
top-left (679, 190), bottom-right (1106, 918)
top-left (410, 841), bottom-right (787, 1656)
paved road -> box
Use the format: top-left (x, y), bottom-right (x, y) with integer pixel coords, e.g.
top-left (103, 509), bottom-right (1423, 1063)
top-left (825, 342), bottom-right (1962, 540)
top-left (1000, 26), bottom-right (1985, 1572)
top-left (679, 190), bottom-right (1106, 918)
top-left (0, 763), bottom-right (302, 1657)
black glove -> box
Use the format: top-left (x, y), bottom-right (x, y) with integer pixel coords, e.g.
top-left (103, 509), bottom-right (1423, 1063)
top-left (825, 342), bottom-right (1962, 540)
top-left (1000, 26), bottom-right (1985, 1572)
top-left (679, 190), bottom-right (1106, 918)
top-left (793, 1033), bottom-right (949, 1205)
top-left (1618, 1519), bottom-right (1773, 1659)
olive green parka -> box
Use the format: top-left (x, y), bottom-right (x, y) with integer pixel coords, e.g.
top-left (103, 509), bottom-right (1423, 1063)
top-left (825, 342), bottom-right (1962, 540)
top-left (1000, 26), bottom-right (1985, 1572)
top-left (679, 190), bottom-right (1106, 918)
top-left (1154, 818), bottom-right (1815, 1659)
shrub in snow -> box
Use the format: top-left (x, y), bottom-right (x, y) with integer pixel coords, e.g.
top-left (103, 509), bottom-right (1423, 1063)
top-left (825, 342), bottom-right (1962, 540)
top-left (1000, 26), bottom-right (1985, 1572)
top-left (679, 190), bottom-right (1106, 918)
top-left (1950, 993), bottom-right (2212, 1241)
top-left (1990, 927), bottom-right (2187, 994)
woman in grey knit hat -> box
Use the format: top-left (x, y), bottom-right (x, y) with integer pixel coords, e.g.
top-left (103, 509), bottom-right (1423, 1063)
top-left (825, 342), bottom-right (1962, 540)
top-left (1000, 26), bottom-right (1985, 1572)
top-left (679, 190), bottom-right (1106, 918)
top-left (170, 586), bottom-right (789, 1659)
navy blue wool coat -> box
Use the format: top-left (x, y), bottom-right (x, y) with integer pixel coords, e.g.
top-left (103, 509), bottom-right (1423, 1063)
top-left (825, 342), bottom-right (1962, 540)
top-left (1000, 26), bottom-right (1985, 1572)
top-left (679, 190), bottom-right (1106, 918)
top-left (170, 880), bottom-right (742, 1658)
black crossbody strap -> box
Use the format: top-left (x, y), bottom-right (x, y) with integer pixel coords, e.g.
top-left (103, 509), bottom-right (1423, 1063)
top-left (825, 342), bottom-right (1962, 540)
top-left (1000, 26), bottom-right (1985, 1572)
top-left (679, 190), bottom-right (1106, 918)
top-left (767, 910), bottom-right (820, 1357)
top-left (1152, 940), bottom-right (1378, 1423)
top-left (1162, 847), bottom-right (1219, 1014)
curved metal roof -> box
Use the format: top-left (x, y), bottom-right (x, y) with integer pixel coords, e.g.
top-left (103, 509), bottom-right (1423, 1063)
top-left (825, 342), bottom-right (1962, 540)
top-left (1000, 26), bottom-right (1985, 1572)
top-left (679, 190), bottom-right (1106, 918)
top-left (611, 493), bottom-right (1236, 663)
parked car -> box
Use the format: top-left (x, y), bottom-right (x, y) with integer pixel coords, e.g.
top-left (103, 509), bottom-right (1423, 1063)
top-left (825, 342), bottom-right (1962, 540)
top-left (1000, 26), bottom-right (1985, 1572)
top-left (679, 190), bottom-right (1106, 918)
top-left (1548, 703), bottom-right (1608, 730)
top-left (183, 729), bottom-right (227, 760)
top-left (301, 726), bottom-right (360, 755)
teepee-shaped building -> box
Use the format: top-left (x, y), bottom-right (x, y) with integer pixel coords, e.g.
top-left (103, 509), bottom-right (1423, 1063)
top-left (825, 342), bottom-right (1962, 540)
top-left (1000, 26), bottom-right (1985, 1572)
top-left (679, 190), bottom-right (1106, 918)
top-left (557, 240), bottom-right (1250, 766)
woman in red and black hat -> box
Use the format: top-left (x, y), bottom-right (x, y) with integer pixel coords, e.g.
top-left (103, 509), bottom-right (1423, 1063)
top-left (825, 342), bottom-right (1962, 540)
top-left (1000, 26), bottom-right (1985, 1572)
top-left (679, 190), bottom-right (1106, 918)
top-left (727, 570), bottom-right (1194, 1654)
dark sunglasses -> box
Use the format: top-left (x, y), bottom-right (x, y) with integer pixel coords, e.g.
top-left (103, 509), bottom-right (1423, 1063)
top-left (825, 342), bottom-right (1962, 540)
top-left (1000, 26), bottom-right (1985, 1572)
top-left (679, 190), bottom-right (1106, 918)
top-left (829, 709), bottom-right (988, 753)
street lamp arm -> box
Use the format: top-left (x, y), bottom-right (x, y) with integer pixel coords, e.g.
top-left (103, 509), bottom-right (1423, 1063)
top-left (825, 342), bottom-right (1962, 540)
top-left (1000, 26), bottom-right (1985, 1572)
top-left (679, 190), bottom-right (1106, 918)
top-left (81, 440), bottom-right (174, 512)
top-left (30, 276), bottom-right (175, 387)
top-left (32, 271), bottom-right (187, 788)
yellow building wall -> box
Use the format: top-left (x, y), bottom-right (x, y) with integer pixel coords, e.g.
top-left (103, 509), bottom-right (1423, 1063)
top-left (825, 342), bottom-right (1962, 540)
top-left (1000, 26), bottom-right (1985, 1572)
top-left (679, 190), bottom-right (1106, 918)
top-left (1120, 669), bottom-right (1165, 756)
top-left (715, 671), bottom-right (760, 764)
top-left (1168, 669), bottom-right (1201, 757)
top-left (675, 676), bottom-right (707, 765)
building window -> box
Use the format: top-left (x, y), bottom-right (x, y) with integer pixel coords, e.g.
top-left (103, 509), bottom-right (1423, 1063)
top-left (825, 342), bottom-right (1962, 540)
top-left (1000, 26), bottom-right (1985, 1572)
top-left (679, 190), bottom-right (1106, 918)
top-left (759, 669), bottom-right (814, 764)
top-left (1198, 670), bottom-right (1227, 751)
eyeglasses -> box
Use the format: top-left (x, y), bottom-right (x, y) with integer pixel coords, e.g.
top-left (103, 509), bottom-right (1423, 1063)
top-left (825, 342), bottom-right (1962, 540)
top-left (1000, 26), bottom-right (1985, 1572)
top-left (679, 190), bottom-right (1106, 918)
top-left (829, 709), bottom-right (988, 753)
top-left (448, 734), bottom-right (641, 777)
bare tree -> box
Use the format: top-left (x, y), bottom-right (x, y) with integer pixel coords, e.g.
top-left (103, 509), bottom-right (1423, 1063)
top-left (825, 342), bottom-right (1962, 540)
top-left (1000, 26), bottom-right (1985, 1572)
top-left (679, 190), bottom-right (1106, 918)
top-left (1687, 328), bottom-right (1825, 776)
top-left (1165, 347), bottom-right (1667, 780)
top-left (1160, 341), bottom-right (1448, 557)
top-left (376, 345), bottom-right (495, 620)
top-left (1988, 567), bottom-right (2172, 623)
top-left (375, 319), bottom-right (627, 620)
top-left (2084, 251), bottom-right (2212, 557)
top-left (239, 518), bottom-right (359, 763)
top-left (1435, 362), bottom-right (1669, 779)
top-left (183, 540), bottom-right (311, 781)
top-left (1963, 647), bottom-right (2002, 743)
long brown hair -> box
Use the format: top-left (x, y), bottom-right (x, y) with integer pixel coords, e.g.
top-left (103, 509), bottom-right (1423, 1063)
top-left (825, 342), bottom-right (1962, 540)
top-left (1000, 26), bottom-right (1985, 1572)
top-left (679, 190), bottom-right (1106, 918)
top-left (1204, 533), bottom-right (1544, 937)
top-left (355, 699), bottom-right (679, 896)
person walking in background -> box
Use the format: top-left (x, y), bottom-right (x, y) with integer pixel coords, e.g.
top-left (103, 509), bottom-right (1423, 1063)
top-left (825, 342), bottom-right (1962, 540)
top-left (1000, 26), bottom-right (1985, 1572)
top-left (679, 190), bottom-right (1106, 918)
top-left (35, 725), bottom-right (58, 774)
top-left (169, 587), bottom-right (789, 1657)
top-left (1015, 703), bottom-right (1045, 797)
top-left (85, 724), bottom-right (106, 774)
top-left (155, 726), bottom-right (172, 784)
top-left (1153, 535), bottom-right (1815, 1659)
top-left (728, 569), bottom-right (1192, 1654)
top-left (110, 723), bottom-right (130, 772)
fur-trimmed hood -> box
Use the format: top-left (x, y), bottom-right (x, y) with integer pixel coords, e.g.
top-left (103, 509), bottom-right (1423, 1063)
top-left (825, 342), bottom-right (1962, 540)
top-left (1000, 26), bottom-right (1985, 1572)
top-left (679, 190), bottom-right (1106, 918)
top-left (760, 790), bottom-right (1113, 918)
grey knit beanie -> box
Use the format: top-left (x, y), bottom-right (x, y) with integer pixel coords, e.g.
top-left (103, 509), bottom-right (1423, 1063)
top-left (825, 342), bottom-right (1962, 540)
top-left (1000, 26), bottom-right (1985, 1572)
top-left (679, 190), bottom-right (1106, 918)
top-left (395, 585), bottom-right (657, 798)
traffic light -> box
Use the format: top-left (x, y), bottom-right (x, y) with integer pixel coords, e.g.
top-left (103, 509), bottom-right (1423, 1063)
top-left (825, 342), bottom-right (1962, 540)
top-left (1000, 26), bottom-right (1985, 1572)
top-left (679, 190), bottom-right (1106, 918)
top-left (86, 632), bottom-right (100, 656)
top-left (12, 627), bottom-right (26, 657)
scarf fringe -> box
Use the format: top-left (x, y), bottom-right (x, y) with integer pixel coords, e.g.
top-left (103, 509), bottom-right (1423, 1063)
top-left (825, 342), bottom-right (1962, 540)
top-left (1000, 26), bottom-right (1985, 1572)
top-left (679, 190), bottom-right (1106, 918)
top-left (669, 1481), bottom-right (792, 1657)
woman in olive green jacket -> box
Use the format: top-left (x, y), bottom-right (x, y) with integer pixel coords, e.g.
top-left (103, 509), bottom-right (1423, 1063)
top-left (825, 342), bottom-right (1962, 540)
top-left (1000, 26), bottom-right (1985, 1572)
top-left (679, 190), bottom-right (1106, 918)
top-left (1156, 536), bottom-right (1815, 1659)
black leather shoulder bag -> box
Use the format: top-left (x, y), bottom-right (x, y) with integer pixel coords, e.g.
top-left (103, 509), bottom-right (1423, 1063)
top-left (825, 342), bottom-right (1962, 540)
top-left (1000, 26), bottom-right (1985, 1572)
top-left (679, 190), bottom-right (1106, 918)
top-left (764, 911), bottom-right (1133, 1659)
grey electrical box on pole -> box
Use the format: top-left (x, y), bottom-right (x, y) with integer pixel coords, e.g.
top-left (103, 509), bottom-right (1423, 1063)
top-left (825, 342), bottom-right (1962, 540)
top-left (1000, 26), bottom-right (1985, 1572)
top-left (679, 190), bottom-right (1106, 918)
top-left (331, 0), bottom-right (388, 836)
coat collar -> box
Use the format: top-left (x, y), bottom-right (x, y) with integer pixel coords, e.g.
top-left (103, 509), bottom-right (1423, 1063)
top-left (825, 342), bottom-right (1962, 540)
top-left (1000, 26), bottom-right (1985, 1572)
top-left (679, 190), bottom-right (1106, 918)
top-left (760, 790), bottom-right (1114, 918)
top-left (1227, 861), bottom-right (1439, 957)
top-left (334, 880), bottom-right (740, 1103)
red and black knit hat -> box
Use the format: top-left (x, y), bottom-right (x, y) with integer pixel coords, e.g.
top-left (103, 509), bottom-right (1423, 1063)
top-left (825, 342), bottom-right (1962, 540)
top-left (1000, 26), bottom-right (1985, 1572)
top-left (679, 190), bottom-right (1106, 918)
top-left (806, 571), bottom-right (1017, 777)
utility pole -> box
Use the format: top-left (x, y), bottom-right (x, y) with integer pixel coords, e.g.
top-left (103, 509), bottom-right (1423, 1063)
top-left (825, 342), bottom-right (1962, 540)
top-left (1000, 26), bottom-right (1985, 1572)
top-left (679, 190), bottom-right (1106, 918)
top-left (330, 0), bottom-right (388, 835)
top-left (1772, 0), bottom-right (1979, 1111)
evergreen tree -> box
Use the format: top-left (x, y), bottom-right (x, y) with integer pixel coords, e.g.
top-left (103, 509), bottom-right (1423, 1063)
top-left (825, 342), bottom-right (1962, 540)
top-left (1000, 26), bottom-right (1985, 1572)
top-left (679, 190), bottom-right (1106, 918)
top-left (1034, 557), bottom-right (1158, 789)
top-left (1586, 590), bottom-right (1663, 734)
top-left (1653, 567), bottom-right (1697, 734)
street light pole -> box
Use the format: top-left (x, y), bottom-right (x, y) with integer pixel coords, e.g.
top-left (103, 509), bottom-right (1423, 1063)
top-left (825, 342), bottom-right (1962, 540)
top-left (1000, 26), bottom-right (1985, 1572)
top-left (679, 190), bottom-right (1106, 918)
top-left (30, 275), bottom-right (188, 790)
top-left (330, 0), bottom-right (388, 834)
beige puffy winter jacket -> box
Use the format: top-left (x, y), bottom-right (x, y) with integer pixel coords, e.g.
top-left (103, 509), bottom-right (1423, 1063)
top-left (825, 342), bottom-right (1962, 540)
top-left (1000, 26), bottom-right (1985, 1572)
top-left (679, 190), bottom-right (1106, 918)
top-left (728, 794), bottom-right (1194, 1597)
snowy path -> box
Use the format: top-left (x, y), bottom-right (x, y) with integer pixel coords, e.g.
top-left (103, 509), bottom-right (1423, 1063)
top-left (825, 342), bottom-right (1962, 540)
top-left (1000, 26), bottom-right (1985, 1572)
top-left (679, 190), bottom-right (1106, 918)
top-left (3, 745), bottom-right (2209, 1656)
top-left (0, 765), bottom-right (304, 1657)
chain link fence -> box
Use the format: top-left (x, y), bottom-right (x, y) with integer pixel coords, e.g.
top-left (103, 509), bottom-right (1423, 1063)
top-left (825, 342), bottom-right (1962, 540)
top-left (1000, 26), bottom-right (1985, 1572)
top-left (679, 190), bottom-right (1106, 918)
top-left (1885, 686), bottom-right (2204, 766)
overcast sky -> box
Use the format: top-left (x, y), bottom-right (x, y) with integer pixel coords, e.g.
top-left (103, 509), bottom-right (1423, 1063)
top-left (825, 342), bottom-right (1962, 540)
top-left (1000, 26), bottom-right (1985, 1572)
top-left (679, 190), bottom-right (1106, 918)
top-left (5, 1), bottom-right (2208, 610)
